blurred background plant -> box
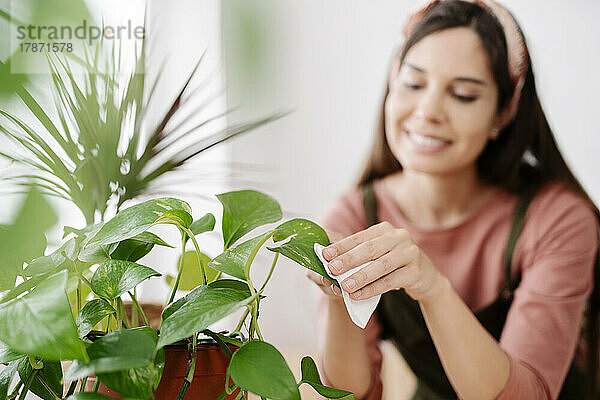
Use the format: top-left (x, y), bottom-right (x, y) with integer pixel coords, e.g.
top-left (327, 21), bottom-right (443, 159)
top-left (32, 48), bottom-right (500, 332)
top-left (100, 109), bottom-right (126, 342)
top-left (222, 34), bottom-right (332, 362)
top-left (0, 0), bottom-right (280, 226)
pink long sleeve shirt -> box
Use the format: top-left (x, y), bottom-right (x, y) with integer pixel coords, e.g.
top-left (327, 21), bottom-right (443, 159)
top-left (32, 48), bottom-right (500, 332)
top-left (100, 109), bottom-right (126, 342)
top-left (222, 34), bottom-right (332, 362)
top-left (318, 180), bottom-right (598, 399)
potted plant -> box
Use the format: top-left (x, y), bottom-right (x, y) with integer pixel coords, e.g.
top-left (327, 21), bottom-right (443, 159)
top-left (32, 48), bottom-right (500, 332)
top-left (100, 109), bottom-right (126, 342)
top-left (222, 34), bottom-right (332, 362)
top-left (0, 22), bottom-right (282, 332)
top-left (0, 187), bottom-right (355, 399)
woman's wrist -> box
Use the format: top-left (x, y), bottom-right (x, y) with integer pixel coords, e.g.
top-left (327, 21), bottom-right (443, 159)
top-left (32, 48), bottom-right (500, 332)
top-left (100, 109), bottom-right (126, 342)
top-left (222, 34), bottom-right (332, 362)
top-left (419, 274), bottom-right (452, 307)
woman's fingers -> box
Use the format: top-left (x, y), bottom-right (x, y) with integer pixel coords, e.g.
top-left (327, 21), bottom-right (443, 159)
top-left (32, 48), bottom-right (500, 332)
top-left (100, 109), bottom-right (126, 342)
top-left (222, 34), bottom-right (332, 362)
top-left (339, 246), bottom-right (414, 293)
top-left (322, 222), bottom-right (396, 262)
top-left (327, 230), bottom-right (406, 276)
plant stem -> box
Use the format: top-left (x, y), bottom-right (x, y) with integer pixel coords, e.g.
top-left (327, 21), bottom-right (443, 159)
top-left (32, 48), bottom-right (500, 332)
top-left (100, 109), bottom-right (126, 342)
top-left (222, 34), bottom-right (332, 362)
top-left (76, 279), bottom-right (81, 312)
top-left (240, 232), bottom-right (274, 342)
top-left (37, 376), bottom-right (61, 400)
top-left (176, 335), bottom-right (197, 400)
top-left (115, 299), bottom-right (122, 330)
top-left (129, 290), bottom-right (149, 327)
top-left (78, 272), bottom-right (93, 289)
top-left (243, 232), bottom-right (275, 294)
top-left (259, 252), bottom-right (279, 292)
top-left (251, 308), bottom-right (264, 341)
top-left (18, 369), bottom-right (37, 400)
top-left (201, 329), bottom-right (233, 358)
top-left (182, 227), bottom-right (206, 285)
top-left (8, 381), bottom-right (23, 399)
top-left (117, 297), bottom-right (129, 329)
top-left (167, 235), bottom-right (187, 306)
top-left (131, 287), bottom-right (139, 326)
top-left (234, 308), bottom-right (250, 333)
top-left (106, 313), bottom-right (112, 334)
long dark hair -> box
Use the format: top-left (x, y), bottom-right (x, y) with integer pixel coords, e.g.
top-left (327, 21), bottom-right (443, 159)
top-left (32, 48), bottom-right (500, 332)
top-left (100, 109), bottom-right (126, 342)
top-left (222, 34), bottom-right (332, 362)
top-left (355, 1), bottom-right (599, 397)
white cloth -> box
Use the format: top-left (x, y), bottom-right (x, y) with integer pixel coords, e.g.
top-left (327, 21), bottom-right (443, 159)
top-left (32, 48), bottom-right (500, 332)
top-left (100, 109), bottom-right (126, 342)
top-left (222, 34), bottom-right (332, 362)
top-left (314, 243), bottom-right (381, 329)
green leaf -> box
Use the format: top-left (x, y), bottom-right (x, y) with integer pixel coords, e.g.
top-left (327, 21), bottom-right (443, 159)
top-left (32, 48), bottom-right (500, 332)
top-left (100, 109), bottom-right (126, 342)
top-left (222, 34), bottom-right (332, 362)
top-left (78, 242), bottom-right (119, 263)
top-left (165, 250), bottom-right (218, 290)
top-left (130, 232), bottom-right (173, 247)
top-left (229, 341), bottom-right (300, 400)
top-left (90, 260), bottom-right (161, 300)
top-left (97, 349), bottom-right (164, 400)
top-left (208, 232), bottom-right (273, 281)
top-left (208, 279), bottom-right (251, 295)
top-left (217, 190), bottom-right (282, 249)
top-left (299, 356), bottom-right (355, 399)
top-left (154, 209), bottom-right (193, 229)
top-left (268, 218), bottom-right (330, 277)
top-left (17, 357), bottom-right (63, 400)
top-left (0, 360), bottom-right (19, 399)
top-left (64, 327), bottom-right (157, 382)
top-left (0, 270), bottom-right (88, 361)
top-left (110, 240), bottom-right (154, 263)
top-left (0, 188), bottom-right (56, 290)
top-left (0, 274), bottom-right (48, 305)
top-left (109, 231), bottom-right (173, 262)
top-left (76, 299), bottom-right (116, 338)
top-left (65, 223), bottom-right (103, 242)
top-left (187, 213), bottom-right (216, 242)
top-left (65, 224), bottom-right (120, 263)
top-left (158, 286), bottom-right (258, 349)
top-left (85, 198), bottom-right (192, 248)
top-left (22, 237), bottom-right (80, 277)
top-left (0, 339), bottom-right (25, 363)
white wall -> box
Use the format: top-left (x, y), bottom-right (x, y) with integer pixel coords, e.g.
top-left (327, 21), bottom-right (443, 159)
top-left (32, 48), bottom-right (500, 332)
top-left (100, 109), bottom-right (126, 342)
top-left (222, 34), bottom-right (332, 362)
top-left (221, 0), bottom-right (600, 355)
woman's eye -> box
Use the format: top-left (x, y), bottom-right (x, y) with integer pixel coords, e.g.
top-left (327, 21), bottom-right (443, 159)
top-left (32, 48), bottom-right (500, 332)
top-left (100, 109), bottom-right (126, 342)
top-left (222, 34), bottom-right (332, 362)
top-left (403, 82), bottom-right (422, 90)
top-left (452, 93), bottom-right (477, 103)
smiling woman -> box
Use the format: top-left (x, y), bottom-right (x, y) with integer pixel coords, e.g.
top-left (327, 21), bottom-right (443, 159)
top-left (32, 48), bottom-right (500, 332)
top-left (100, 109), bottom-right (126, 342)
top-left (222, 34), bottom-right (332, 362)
top-left (310, 1), bottom-right (600, 400)
top-left (385, 27), bottom-right (500, 176)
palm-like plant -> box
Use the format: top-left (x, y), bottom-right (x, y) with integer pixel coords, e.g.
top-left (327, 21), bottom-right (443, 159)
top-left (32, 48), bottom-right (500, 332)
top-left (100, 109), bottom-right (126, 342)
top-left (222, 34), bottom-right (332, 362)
top-left (0, 37), bottom-right (280, 224)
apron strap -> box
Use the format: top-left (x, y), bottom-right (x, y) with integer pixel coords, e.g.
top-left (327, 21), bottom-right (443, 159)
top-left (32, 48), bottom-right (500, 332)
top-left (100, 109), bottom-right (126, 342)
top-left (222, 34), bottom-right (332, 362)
top-left (502, 185), bottom-right (539, 295)
top-left (362, 181), bottom-right (379, 227)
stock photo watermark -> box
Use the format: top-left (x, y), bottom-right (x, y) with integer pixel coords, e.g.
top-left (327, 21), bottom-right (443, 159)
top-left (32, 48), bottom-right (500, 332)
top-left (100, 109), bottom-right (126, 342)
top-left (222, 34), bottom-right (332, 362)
top-left (7, 15), bottom-right (146, 73)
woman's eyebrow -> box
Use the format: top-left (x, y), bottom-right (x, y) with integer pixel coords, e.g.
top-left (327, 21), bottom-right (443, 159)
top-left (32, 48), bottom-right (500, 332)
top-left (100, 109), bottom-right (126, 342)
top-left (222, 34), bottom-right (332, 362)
top-left (454, 77), bottom-right (487, 86)
top-left (404, 63), bottom-right (487, 86)
top-left (404, 63), bottom-right (425, 72)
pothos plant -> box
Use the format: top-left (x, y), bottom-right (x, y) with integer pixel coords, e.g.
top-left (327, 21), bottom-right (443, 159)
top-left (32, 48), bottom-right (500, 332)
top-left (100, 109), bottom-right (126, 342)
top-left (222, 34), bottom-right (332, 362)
top-left (0, 188), bottom-right (355, 400)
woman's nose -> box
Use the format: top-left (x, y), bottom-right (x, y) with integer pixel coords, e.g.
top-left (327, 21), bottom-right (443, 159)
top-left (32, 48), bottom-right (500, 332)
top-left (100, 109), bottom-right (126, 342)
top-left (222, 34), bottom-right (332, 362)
top-left (414, 87), bottom-right (444, 123)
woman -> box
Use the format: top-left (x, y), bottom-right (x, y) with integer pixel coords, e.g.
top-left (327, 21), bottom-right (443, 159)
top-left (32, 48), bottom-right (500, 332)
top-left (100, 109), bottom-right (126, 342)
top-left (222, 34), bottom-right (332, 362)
top-left (308, 1), bottom-right (599, 399)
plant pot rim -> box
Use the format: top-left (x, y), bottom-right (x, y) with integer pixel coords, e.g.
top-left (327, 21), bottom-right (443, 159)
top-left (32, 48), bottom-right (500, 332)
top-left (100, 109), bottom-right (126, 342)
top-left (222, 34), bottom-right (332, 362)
top-left (84, 330), bottom-right (239, 348)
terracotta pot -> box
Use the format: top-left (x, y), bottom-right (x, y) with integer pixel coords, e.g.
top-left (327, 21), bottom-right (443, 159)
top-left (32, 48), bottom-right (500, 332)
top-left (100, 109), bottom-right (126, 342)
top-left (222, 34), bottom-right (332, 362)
top-left (122, 301), bottom-right (163, 330)
top-left (87, 341), bottom-right (240, 399)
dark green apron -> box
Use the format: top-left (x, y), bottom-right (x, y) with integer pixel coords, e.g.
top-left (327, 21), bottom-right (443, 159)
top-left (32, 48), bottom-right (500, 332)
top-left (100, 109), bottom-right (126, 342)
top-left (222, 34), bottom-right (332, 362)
top-left (361, 182), bottom-right (588, 399)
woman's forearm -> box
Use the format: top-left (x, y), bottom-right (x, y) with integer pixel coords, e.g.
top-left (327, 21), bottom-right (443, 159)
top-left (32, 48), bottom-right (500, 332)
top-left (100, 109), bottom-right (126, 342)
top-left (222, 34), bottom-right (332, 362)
top-left (419, 277), bottom-right (511, 400)
top-left (322, 298), bottom-right (373, 398)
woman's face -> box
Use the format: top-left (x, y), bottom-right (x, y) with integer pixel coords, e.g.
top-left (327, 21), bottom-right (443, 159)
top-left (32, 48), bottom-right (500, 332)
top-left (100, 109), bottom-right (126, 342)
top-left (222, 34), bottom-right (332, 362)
top-left (385, 27), bottom-right (500, 176)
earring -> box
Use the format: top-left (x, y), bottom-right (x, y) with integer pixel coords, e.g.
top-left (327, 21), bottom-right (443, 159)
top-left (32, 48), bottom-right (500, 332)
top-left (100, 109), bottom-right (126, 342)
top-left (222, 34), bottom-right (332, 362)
top-left (490, 127), bottom-right (500, 139)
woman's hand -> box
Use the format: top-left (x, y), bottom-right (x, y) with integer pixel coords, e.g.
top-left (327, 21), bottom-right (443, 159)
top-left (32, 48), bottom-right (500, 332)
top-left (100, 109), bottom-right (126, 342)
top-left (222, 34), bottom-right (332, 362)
top-left (321, 222), bottom-right (448, 302)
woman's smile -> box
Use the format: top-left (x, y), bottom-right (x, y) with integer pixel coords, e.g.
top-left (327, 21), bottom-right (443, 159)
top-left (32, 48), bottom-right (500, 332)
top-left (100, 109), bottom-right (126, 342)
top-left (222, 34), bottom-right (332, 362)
top-left (404, 128), bottom-right (453, 153)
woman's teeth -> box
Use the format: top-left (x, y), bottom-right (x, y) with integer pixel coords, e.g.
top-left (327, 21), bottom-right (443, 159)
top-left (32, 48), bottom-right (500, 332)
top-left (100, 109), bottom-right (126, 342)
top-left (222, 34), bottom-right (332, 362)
top-left (408, 131), bottom-right (449, 147)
